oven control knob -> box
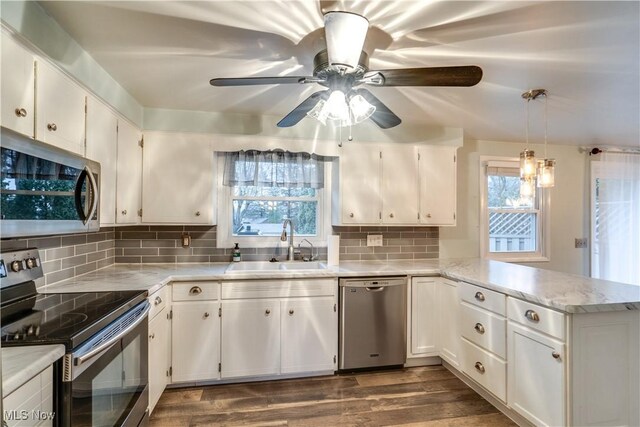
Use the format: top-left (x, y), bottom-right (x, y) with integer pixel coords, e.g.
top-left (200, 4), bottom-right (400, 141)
top-left (10, 260), bottom-right (22, 272)
top-left (25, 258), bottom-right (37, 269)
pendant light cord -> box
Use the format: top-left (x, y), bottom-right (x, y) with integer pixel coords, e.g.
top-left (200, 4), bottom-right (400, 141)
top-left (544, 93), bottom-right (548, 159)
top-left (525, 97), bottom-right (530, 149)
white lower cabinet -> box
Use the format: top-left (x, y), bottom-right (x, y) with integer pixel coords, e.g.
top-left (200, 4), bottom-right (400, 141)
top-left (220, 299), bottom-right (281, 378)
top-left (3, 366), bottom-right (53, 427)
top-left (408, 277), bottom-right (437, 357)
top-left (507, 321), bottom-right (565, 426)
top-left (436, 278), bottom-right (460, 367)
top-left (148, 305), bottom-right (171, 413)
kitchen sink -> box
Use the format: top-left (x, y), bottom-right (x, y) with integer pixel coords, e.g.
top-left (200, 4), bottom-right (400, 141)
top-left (281, 261), bottom-right (328, 270)
top-left (225, 261), bottom-right (283, 272)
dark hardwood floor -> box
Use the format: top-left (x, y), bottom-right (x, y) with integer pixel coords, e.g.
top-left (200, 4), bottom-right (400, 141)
top-left (149, 366), bottom-right (517, 426)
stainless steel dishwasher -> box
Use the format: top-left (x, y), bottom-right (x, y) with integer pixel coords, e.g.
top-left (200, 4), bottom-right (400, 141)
top-left (339, 277), bottom-right (407, 370)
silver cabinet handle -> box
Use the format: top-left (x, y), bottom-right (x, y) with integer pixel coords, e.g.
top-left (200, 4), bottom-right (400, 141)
top-left (426, 213), bottom-right (432, 218)
top-left (149, 333), bottom-right (155, 340)
top-left (14, 107), bottom-right (27, 117)
top-left (265, 309), bottom-right (271, 316)
top-left (122, 209), bottom-right (127, 215)
top-left (475, 291), bottom-right (485, 302)
top-left (195, 211), bottom-right (201, 216)
top-left (154, 296), bottom-right (162, 306)
top-left (389, 213), bottom-right (394, 218)
top-left (289, 309), bottom-right (294, 316)
top-left (349, 213), bottom-right (354, 218)
top-left (552, 351), bottom-right (561, 360)
top-left (47, 123), bottom-right (57, 131)
top-left (189, 286), bottom-right (202, 295)
top-left (474, 362), bottom-right (485, 374)
top-left (204, 312), bottom-right (210, 318)
top-left (525, 309), bottom-right (540, 322)
top-left (474, 323), bottom-right (485, 334)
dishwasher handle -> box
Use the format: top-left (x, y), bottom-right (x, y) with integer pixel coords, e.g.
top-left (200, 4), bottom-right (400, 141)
top-left (365, 286), bottom-right (385, 292)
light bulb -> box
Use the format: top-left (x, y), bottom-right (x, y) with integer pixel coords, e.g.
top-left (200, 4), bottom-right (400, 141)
top-left (520, 177), bottom-right (535, 204)
top-left (537, 159), bottom-right (555, 188)
top-left (520, 149), bottom-right (536, 180)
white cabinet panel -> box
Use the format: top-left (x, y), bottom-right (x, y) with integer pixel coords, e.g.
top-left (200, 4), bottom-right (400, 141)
top-left (148, 306), bottom-right (170, 413)
top-left (221, 299), bottom-right (280, 378)
top-left (171, 301), bottom-right (220, 382)
top-left (86, 96), bottom-right (117, 225)
top-left (142, 132), bottom-right (214, 224)
top-left (508, 322), bottom-right (565, 426)
top-left (116, 120), bottom-right (142, 224)
top-left (1, 34), bottom-right (34, 138)
top-left (460, 301), bottom-right (506, 359)
top-left (419, 146), bottom-right (456, 225)
top-left (409, 277), bottom-right (437, 356)
top-left (3, 366), bottom-right (53, 427)
top-left (281, 298), bottom-right (337, 374)
top-left (461, 338), bottom-right (507, 402)
top-left (35, 60), bottom-right (86, 155)
top-left (338, 143), bottom-right (381, 224)
top-left (381, 146), bottom-right (419, 224)
top-left (436, 278), bottom-right (460, 367)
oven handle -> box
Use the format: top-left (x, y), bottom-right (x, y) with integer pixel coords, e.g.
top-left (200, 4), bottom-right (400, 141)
top-left (73, 303), bottom-right (150, 367)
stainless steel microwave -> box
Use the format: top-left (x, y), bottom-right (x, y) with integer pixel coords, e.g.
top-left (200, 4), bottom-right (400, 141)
top-left (1, 128), bottom-right (100, 238)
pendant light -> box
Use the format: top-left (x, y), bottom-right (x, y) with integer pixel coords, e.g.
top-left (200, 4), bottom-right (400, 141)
top-left (537, 91), bottom-right (555, 187)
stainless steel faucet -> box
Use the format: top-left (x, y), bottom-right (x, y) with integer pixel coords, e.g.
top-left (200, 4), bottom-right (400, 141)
top-left (298, 238), bottom-right (315, 261)
top-left (280, 219), bottom-right (295, 261)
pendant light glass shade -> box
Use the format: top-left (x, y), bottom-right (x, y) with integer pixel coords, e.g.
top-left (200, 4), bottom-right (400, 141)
top-left (520, 149), bottom-right (537, 180)
top-left (324, 12), bottom-right (369, 71)
top-left (348, 94), bottom-right (376, 124)
top-left (537, 159), bottom-right (556, 187)
top-left (520, 177), bottom-right (536, 202)
top-left (307, 91), bottom-right (376, 127)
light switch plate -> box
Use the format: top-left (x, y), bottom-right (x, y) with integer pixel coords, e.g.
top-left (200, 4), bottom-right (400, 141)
top-left (367, 234), bottom-right (383, 247)
top-left (575, 238), bottom-right (588, 248)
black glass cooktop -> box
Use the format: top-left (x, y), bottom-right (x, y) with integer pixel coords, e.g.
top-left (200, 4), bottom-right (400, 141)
top-left (1, 288), bottom-right (147, 350)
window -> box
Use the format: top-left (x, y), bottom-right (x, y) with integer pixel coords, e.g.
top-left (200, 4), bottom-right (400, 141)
top-left (480, 158), bottom-right (549, 261)
top-left (217, 150), bottom-right (330, 248)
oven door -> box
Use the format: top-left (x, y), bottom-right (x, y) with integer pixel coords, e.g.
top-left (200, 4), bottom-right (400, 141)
top-left (62, 302), bottom-right (149, 427)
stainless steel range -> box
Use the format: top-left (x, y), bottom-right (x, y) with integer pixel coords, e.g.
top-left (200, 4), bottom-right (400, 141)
top-left (0, 248), bottom-right (150, 427)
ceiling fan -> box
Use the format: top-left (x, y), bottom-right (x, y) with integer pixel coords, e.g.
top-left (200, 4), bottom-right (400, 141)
top-left (210, 11), bottom-right (483, 129)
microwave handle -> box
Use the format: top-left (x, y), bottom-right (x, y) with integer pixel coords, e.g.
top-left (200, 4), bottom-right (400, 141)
top-left (85, 165), bottom-right (98, 223)
top-left (74, 168), bottom-right (89, 224)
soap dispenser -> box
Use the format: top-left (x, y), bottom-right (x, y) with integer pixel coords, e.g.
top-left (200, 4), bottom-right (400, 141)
top-left (232, 243), bottom-right (241, 262)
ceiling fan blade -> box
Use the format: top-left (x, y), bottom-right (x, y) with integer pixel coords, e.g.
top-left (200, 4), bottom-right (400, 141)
top-left (368, 65), bottom-right (483, 87)
top-left (353, 89), bottom-right (402, 129)
top-left (277, 91), bottom-right (329, 128)
top-left (210, 76), bottom-right (312, 86)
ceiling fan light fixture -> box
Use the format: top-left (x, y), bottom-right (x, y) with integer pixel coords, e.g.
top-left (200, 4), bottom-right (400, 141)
top-left (348, 94), bottom-right (376, 124)
top-left (306, 99), bottom-right (328, 125)
top-left (324, 11), bottom-right (369, 72)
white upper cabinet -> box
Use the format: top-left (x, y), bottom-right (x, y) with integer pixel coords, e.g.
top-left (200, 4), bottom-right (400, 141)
top-left (86, 96), bottom-right (118, 225)
top-left (116, 120), bottom-right (142, 224)
top-left (419, 146), bottom-right (457, 226)
top-left (1, 34), bottom-right (35, 138)
top-left (35, 60), bottom-right (86, 155)
top-left (142, 132), bottom-right (214, 224)
top-left (381, 145), bottom-right (419, 224)
top-left (336, 143), bottom-right (381, 224)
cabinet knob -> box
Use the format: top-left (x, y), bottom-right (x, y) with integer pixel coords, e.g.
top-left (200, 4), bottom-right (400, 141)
top-left (349, 213), bottom-right (354, 218)
top-left (474, 291), bottom-right (485, 302)
top-left (195, 211), bottom-right (201, 216)
top-left (474, 323), bottom-right (485, 334)
top-left (204, 312), bottom-right (210, 318)
top-left (154, 296), bottom-right (162, 306)
top-left (289, 309), bottom-right (294, 316)
top-left (389, 213), bottom-right (394, 218)
top-left (14, 108), bottom-right (27, 117)
top-left (552, 351), bottom-right (561, 360)
top-left (474, 361), bottom-right (485, 374)
top-left (189, 286), bottom-right (202, 295)
top-left (47, 123), bottom-right (57, 131)
top-left (149, 333), bottom-right (155, 340)
top-left (265, 309), bottom-right (271, 316)
top-left (426, 213), bottom-right (432, 218)
top-left (121, 209), bottom-right (127, 215)
top-left (525, 309), bottom-right (540, 322)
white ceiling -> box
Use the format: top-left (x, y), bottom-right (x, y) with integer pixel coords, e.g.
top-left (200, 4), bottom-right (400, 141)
top-left (39, 1), bottom-right (640, 147)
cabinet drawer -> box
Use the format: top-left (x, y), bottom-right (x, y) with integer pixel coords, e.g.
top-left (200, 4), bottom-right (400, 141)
top-left (507, 297), bottom-right (565, 340)
top-left (461, 338), bottom-right (507, 402)
top-left (459, 282), bottom-right (506, 316)
top-left (173, 282), bottom-right (219, 301)
top-left (148, 286), bottom-right (168, 320)
top-left (460, 302), bottom-right (506, 359)
top-left (222, 279), bottom-right (336, 299)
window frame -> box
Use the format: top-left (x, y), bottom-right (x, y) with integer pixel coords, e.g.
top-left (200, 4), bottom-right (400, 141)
top-left (479, 156), bottom-right (550, 262)
top-left (216, 155), bottom-right (331, 249)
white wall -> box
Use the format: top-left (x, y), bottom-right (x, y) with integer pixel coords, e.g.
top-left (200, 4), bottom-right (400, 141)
top-left (440, 138), bottom-right (590, 276)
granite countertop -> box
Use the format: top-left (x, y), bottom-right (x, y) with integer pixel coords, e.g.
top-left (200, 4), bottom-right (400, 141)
top-left (40, 259), bottom-right (640, 314)
top-left (2, 344), bottom-right (65, 398)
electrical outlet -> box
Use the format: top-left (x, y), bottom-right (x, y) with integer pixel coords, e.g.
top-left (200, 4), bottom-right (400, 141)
top-left (575, 238), bottom-right (588, 249)
top-left (367, 234), bottom-right (383, 247)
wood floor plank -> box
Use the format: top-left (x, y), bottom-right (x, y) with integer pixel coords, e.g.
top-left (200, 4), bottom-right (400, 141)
top-left (157, 388), bottom-right (204, 405)
top-left (355, 369), bottom-right (423, 387)
top-left (401, 412), bottom-right (518, 427)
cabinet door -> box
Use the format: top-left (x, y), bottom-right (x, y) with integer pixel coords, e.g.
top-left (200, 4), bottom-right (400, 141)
top-left (142, 132), bottom-right (214, 224)
top-left (508, 322), bottom-right (565, 426)
top-left (381, 146), bottom-right (419, 224)
top-left (338, 143), bottom-right (381, 224)
top-left (221, 299), bottom-right (280, 378)
top-left (437, 278), bottom-right (460, 367)
top-left (419, 146), bottom-right (457, 225)
top-left (86, 96), bottom-right (117, 225)
top-left (1, 35), bottom-right (34, 138)
top-left (409, 277), bottom-right (437, 356)
top-left (281, 298), bottom-right (337, 374)
top-left (36, 60), bottom-right (86, 155)
top-left (116, 120), bottom-right (142, 224)
top-left (171, 301), bottom-right (220, 382)
top-left (148, 307), bottom-right (170, 413)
